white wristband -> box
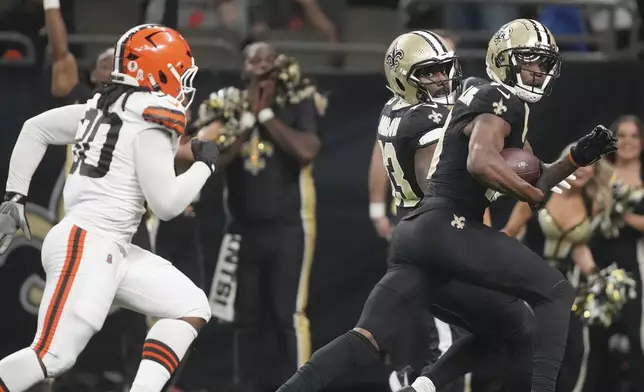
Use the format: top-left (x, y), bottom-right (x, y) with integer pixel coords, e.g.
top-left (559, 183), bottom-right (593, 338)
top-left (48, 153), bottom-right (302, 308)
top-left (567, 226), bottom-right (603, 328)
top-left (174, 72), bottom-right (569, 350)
top-left (44, 0), bottom-right (61, 10)
top-left (369, 202), bottom-right (386, 219)
top-left (258, 108), bottom-right (275, 123)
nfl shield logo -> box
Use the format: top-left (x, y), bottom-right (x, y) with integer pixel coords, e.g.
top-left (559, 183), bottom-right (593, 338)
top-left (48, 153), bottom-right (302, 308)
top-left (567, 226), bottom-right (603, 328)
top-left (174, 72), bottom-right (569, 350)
top-left (106, 254), bottom-right (113, 264)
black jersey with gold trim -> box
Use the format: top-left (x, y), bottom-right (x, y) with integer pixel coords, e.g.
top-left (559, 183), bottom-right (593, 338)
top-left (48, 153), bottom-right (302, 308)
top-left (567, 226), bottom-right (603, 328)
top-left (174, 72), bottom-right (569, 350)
top-left (425, 81), bottom-right (530, 219)
top-left (377, 97), bottom-right (450, 211)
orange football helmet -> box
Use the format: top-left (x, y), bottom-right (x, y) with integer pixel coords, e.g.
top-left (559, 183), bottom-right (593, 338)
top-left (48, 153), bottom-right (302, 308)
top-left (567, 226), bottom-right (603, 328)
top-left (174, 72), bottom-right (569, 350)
top-left (111, 24), bottom-right (198, 108)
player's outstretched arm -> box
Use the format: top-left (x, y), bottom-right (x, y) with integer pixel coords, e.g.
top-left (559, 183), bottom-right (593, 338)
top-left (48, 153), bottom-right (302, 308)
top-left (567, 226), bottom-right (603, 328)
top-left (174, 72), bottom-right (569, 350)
top-left (465, 113), bottom-right (543, 204)
top-left (537, 125), bottom-right (618, 195)
top-left (134, 129), bottom-right (214, 221)
top-left (6, 104), bottom-right (85, 196)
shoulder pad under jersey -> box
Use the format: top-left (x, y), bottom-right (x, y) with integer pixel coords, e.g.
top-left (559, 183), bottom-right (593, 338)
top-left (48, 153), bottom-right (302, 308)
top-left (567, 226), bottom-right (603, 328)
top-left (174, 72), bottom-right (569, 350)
top-left (405, 102), bottom-right (450, 147)
top-left (127, 92), bottom-right (187, 135)
top-left (458, 82), bottom-right (524, 124)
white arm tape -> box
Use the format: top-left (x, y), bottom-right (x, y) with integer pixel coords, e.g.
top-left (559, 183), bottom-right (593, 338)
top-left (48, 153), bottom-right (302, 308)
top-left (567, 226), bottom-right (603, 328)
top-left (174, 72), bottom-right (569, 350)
top-left (369, 202), bottom-right (387, 219)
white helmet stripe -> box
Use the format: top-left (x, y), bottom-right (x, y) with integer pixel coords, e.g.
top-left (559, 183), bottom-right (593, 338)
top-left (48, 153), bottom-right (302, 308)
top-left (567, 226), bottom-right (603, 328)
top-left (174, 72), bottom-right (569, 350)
top-left (113, 23), bottom-right (160, 73)
top-left (412, 30), bottom-right (447, 56)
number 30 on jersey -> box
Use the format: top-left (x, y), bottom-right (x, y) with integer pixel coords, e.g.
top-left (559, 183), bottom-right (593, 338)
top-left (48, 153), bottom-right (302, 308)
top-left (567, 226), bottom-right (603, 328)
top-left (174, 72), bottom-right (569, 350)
top-left (69, 108), bottom-right (122, 179)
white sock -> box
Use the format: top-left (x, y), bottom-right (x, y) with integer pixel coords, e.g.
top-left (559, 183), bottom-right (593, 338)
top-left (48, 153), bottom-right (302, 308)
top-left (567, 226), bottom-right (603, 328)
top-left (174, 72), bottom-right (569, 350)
top-left (130, 319), bottom-right (198, 392)
top-left (0, 348), bottom-right (46, 392)
top-left (411, 376), bottom-right (436, 392)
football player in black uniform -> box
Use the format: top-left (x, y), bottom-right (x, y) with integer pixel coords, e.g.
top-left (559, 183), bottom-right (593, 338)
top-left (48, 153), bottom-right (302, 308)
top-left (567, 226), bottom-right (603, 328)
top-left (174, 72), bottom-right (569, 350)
top-left (371, 30), bottom-right (462, 392)
top-left (276, 19), bottom-right (618, 392)
top-left (393, 19), bottom-right (617, 392)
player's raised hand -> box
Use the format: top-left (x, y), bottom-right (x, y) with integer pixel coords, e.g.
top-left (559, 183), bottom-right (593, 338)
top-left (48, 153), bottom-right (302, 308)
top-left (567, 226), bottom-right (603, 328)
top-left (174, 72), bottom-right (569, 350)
top-left (0, 193), bottom-right (31, 254)
top-left (570, 125), bottom-right (618, 167)
top-left (256, 79), bottom-right (276, 112)
top-left (191, 138), bottom-right (220, 173)
top-left (372, 216), bottom-right (393, 241)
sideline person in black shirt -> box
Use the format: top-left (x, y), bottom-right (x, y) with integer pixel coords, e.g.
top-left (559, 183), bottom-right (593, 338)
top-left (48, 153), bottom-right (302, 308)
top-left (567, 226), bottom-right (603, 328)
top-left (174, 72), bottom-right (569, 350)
top-left (177, 42), bottom-right (321, 392)
top-left (220, 42), bottom-right (320, 392)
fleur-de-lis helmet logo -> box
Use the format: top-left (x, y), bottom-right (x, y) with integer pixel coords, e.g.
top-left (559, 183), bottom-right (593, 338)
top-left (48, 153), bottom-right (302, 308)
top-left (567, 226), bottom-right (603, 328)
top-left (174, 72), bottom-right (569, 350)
top-left (385, 46), bottom-right (404, 71)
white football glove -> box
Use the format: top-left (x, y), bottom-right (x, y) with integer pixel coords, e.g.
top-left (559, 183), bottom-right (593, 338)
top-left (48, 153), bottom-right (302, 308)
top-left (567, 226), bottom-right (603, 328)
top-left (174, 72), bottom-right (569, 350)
top-left (0, 193), bottom-right (31, 254)
top-left (489, 174), bottom-right (577, 202)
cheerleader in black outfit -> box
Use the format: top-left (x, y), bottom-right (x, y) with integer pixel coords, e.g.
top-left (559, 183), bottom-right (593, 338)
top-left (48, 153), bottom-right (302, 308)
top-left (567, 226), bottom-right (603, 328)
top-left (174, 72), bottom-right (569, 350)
top-left (587, 115), bottom-right (644, 392)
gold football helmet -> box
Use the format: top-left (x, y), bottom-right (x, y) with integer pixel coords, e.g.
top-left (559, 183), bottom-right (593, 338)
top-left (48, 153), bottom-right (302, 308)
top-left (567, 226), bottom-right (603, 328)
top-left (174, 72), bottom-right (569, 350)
top-left (486, 19), bottom-right (561, 103)
top-left (384, 30), bottom-right (461, 105)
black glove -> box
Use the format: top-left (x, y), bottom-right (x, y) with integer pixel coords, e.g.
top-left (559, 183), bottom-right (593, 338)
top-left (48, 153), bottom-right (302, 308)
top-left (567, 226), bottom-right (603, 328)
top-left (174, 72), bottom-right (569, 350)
top-left (0, 192), bottom-right (31, 254)
top-left (190, 138), bottom-right (219, 173)
top-left (570, 125), bottom-right (618, 167)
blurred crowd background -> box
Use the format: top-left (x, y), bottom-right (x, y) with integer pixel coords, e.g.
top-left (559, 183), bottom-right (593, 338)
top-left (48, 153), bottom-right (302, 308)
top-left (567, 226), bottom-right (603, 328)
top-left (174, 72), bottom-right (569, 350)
top-left (3, 1), bottom-right (644, 392)
top-left (2, 0), bottom-right (644, 70)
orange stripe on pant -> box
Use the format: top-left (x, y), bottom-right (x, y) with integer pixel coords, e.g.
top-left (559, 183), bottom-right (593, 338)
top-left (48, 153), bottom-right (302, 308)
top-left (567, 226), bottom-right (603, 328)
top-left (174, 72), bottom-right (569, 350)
top-left (33, 225), bottom-right (87, 359)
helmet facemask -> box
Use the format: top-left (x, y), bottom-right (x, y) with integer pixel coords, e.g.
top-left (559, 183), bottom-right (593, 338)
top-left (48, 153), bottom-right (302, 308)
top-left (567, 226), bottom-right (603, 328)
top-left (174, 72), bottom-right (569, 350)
top-left (408, 56), bottom-right (462, 105)
top-left (169, 62), bottom-right (198, 109)
top-left (498, 47), bottom-right (561, 103)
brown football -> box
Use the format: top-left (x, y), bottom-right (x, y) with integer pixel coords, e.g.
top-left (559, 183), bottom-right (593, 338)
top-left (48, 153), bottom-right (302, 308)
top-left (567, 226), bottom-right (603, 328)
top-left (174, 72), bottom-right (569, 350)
top-left (500, 148), bottom-right (541, 184)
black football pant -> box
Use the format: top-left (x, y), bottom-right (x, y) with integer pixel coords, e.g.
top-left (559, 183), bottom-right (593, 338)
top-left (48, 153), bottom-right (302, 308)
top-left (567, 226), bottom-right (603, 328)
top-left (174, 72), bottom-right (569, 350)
top-left (391, 206), bottom-right (466, 392)
top-left (466, 311), bottom-right (589, 392)
top-left (357, 263), bottom-right (536, 390)
top-left (233, 222), bottom-right (313, 392)
top-left (390, 203), bottom-right (575, 392)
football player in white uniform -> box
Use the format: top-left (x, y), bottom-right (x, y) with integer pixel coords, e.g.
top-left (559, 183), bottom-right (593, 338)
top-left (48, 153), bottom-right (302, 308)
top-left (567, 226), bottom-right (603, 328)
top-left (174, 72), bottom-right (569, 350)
top-left (0, 24), bottom-right (218, 392)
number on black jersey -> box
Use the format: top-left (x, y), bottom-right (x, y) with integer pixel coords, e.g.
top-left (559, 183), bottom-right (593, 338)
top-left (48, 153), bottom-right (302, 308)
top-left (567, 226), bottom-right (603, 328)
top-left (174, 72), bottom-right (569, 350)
top-left (458, 85), bottom-right (480, 106)
top-left (378, 109), bottom-right (417, 203)
top-left (69, 108), bottom-right (122, 178)
top-left (379, 140), bottom-right (417, 203)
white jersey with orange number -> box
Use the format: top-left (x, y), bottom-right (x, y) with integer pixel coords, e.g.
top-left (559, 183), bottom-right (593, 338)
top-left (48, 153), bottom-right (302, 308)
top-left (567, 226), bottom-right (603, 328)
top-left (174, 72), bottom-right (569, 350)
top-left (6, 90), bottom-right (211, 247)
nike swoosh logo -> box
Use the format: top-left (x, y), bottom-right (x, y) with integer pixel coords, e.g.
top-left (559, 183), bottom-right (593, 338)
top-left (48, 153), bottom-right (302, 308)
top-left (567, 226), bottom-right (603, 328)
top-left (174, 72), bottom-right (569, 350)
top-left (497, 88), bottom-right (511, 100)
